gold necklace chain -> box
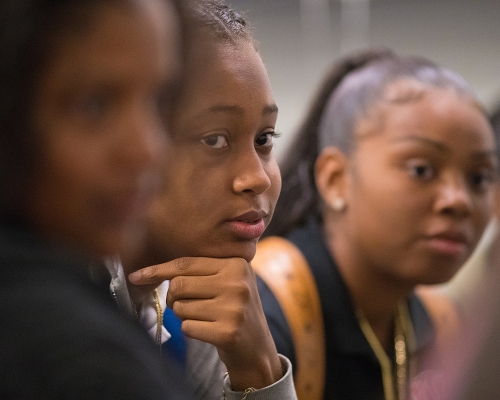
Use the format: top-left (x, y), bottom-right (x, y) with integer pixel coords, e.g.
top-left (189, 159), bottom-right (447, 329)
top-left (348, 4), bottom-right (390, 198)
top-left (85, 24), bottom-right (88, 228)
top-left (357, 304), bottom-right (410, 400)
top-left (130, 289), bottom-right (164, 350)
top-left (153, 288), bottom-right (163, 349)
top-left (394, 307), bottom-right (408, 400)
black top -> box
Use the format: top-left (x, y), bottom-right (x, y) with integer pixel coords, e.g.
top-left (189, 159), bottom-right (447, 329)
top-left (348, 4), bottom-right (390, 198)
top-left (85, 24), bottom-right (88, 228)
top-left (258, 218), bottom-right (435, 400)
top-left (0, 221), bottom-right (193, 400)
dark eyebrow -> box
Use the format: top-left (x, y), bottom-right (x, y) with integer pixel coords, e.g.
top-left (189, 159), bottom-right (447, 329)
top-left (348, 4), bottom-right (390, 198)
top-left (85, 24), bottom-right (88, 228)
top-left (207, 103), bottom-right (278, 116)
top-left (391, 135), bottom-right (448, 152)
top-left (471, 150), bottom-right (499, 161)
top-left (208, 104), bottom-right (244, 115)
top-left (392, 134), bottom-right (498, 159)
top-left (263, 104), bottom-right (279, 115)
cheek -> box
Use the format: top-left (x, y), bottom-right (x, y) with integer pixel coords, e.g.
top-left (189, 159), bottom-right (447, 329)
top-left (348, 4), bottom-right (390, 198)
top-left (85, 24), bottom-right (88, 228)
top-left (349, 169), bottom-right (430, 241)
top-left (471, 194), bottom-right (496, 240)
top-left (146, 195), bottom-right (179, 252)
top-left (267, 162), bottom-right (282, 207)
top-left (28, 142), bottom-right (125, 256)
top-left (161, 158), bottom-right (227, 219)
top-left (36, 140), bottom-right (98, 214)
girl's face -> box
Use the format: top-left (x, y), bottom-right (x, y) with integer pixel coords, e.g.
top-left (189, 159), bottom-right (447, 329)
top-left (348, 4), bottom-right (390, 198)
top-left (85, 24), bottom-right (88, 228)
top-left (340, 84), bottom-right (497, 286)
top-left (27, 0), bottom-right (179, 260)
top-left (146, 39), bottom-right (281, 263)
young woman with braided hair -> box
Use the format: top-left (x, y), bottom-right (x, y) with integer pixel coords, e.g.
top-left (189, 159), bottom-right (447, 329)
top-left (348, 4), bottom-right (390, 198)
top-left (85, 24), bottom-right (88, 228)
top-left (122, 1), bottom-right (297, 399)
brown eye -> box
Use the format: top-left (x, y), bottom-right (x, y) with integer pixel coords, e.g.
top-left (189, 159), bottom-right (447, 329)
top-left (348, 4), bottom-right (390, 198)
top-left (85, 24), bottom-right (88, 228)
top-left (255, 131), bottom-right (280, 147)
top-left (470, 170), bottom-right (495, 191)
top-left (71, 92), bottom-right (111, 123)
top-left (413, 165), bottom-right (432, 178)
top-left (406, 160), bottom-right (435, 181)
top-left (200, 134), bottom-right (228, 149)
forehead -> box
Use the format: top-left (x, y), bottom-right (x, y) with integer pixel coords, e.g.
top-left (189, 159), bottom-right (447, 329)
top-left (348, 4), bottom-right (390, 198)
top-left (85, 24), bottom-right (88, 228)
top-left (178, 39), bottom-right (274, 109)
top-left (41, 0), bottom-right (178, 87)
top-left (357, 86), bottom-right (495, 151)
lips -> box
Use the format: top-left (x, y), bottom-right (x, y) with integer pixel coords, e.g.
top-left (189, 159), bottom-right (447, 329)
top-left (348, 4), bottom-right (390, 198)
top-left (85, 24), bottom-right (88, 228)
top-left (423, 230), bottom-right (470, 257)
top-left (226, 210), bottom-right (268, 240)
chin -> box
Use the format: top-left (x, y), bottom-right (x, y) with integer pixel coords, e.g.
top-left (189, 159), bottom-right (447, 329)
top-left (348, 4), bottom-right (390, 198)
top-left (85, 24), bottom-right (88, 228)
top-left (232, 241), bottom-right (257, 262)
top-left (98, 228), bottom-right (144, 263)
top-left (203, 241), bottom-right (257, 263)
top-left (413, 267), bottom-right (461, 286)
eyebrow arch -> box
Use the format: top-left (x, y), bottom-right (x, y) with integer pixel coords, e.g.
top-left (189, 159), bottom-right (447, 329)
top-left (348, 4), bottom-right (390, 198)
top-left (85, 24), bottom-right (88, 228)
top-left (471, 150), bottom-right (499, 160)
top-left (392, 134), bottom-right (498, 159)
top-left (263, 104), bottom-right (279, 115)
top-left (208, 103), bottom-right (279, 115)
top-left (391, 135), bottom-right (448, 152)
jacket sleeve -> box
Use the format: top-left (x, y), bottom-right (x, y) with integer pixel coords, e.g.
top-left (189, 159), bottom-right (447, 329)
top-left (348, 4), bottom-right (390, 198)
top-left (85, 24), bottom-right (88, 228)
top-left (223, 355), bottom-right (298, 400)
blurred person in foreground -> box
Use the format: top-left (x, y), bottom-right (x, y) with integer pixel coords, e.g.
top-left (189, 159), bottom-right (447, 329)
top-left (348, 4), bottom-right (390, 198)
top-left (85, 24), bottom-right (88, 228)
top-left (123, 1), bottom-right (297, 399)
top-left (0, 0), bottom-right (194, 398)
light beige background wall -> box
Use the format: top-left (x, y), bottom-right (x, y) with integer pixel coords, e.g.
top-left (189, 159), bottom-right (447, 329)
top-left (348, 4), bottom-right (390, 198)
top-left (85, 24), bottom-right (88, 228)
top-left (227, 0), bottom-right (500, 160)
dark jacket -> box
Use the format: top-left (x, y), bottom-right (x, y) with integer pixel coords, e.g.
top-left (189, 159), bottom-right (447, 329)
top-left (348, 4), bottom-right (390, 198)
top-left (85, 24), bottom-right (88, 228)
top-left (0, 221), bottom-right (193, 400)
top-left (258, 218), bottom-right (435, 400)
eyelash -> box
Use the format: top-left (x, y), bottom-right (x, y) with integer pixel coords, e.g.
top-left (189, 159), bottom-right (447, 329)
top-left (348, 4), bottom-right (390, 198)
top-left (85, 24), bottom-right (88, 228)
top-left (200, 134), bottom-right (228, 149)
top-left (256, 131), bottom-right (281, 147)
top-left (406, 161), bottom-right (496, 193)
top-left (200, 130), bottom-right (282, 149)
top-left (469, 170), bottom-right (496, 190)
top-left (406, 159), bottom-right (436, 181)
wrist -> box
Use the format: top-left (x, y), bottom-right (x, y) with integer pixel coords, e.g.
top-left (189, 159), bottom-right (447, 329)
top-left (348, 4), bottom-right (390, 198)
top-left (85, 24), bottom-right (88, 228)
top-left (224, 352), bottom-right (282, 391)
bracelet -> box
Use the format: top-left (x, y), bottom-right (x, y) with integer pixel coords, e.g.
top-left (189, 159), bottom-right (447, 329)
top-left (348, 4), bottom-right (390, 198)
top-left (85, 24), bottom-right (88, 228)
top-left (222, 372), bottom-right (257, 400)
top-left (241, 387), bottom-right (257, 400)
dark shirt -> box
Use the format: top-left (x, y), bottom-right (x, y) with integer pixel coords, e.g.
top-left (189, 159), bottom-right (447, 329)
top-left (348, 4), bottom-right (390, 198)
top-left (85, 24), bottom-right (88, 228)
top-left (0, 221), bottom-right (193, 399)
top-left (258, 218), bottom-right (435, 400)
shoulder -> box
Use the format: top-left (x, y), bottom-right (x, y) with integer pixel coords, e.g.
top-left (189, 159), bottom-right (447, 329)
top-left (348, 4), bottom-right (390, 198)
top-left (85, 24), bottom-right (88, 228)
top-left (0, 259), bottom-right (191, 399)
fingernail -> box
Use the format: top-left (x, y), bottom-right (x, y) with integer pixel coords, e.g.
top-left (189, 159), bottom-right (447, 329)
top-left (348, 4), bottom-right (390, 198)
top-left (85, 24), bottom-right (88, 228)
top-left (128, 270), bottom-right (142, 283)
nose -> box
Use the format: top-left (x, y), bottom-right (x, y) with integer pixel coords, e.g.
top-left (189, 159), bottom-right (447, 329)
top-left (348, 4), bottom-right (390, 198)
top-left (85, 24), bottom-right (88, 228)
top-left (433, 173), bottom-right (473, 218)
top-left (232, 149), bottom-right (271, 195)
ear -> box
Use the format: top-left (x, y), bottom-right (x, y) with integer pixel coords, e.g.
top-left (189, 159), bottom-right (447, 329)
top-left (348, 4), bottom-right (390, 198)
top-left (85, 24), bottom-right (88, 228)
top-left (314, 146), bottom-right (349, 211)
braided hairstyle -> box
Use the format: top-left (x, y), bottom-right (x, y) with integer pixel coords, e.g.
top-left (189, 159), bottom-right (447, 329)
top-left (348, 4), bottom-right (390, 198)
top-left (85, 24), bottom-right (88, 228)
top-left (265, 48), bottom-right (483, 237)
top-left (166, 0), bottom-right (257, 114)
top-left (184, 0), bottom-right (255, 47)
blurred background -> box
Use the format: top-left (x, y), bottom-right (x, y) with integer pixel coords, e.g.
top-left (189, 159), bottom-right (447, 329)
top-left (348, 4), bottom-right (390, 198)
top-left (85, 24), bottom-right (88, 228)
top-left (226, 0), bottom-right (500, 160)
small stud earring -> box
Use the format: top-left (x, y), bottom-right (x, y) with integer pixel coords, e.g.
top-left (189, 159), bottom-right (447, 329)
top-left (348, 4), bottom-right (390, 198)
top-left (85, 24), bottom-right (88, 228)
top-left (331, 198), bottom-right (346, 212)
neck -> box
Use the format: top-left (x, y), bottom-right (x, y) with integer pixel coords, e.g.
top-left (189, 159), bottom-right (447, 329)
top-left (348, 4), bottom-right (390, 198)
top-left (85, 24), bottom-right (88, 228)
top-left (122, 240), bottom-right (176, 305)
top-left (125, 238), bottom-right (175, 275)
top-left (323, 215), bottom-right (413, 351)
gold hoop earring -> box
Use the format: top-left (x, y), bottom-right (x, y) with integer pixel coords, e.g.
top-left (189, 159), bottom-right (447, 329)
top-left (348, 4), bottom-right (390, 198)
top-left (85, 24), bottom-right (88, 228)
top-left (331, 198), bottom-right (346, 212)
